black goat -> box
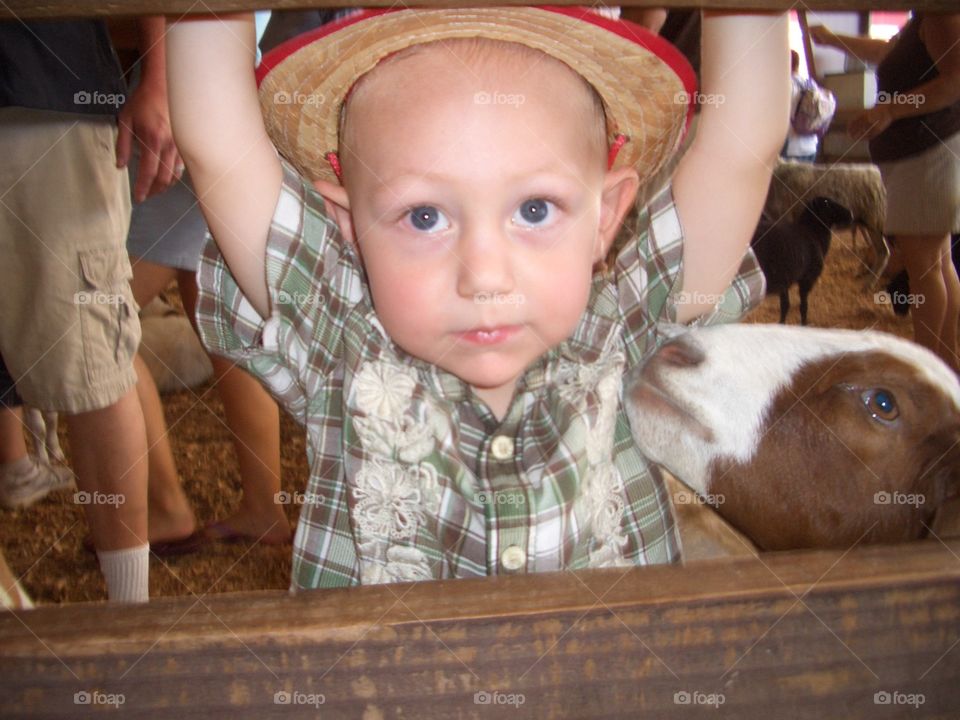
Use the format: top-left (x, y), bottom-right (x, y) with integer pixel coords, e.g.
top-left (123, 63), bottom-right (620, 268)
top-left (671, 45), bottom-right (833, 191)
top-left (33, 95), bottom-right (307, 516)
top-left (751, 196), bottom-right (854, 325)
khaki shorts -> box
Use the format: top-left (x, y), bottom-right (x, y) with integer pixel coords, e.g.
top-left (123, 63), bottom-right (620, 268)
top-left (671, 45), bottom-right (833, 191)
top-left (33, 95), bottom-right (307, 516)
top-left (0, 107), bottom-right (139, 413)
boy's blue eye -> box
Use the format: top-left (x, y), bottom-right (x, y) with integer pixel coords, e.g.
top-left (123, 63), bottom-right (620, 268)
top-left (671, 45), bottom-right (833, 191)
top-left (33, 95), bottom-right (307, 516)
top-left (514, 199), bottom-right (553, 227)
top-left (408, 205), bottom-right (448, 233)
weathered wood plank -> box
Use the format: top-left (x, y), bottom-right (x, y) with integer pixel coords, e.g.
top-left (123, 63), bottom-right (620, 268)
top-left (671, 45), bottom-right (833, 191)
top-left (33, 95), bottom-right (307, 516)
top-left (2, 539), bottom-right (959, 718)
top-left (1, 0), bottom-right (956, 20)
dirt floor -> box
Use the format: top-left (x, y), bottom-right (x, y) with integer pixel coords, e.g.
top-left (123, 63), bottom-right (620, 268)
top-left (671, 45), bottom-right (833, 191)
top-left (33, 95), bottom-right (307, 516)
top-left (2, 228), bottom-right (914, 605)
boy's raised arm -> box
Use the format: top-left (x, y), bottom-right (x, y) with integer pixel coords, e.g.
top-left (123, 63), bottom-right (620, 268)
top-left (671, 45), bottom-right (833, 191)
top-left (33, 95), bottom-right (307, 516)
top-left (166, 13), bottom-right (281, 318)
top-left (671, 12), bottom-right (790, 324)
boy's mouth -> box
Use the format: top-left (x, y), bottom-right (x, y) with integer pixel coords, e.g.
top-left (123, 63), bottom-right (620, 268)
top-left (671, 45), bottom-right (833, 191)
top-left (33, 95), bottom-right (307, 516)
top-left (456, 325), bottom-right (522, 346)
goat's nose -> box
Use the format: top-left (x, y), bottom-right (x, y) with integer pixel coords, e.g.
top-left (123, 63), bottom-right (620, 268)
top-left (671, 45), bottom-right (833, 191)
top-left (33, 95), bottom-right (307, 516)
top-left (655, 334), bottom-right (705, 368)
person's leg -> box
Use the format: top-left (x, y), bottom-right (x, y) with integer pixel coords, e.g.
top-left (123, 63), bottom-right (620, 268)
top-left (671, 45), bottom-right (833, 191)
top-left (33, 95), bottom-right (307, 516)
top-left (179, 270), bottom-right (290, 543)
top-left (939, 239), bottom-right (960, 369)
top-left (0, 406), bottom-right (27, 464)
top-left (66, 389), bottom-right (148, 549)
top-left (133, 352), bottom-right (197, 541)
top-left (66, 388), bottom-right (149, 602)
top-left (128, 257), bottom-right (198, 542)
top-left (899, 233), bottom-right (958, 371)
top-left (0, 110), bottom-right (149, 601)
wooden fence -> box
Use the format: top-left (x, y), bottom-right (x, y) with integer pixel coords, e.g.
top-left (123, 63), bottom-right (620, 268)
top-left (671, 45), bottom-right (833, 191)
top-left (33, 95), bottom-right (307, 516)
top-left (3, 539), bottom-right (959, 717)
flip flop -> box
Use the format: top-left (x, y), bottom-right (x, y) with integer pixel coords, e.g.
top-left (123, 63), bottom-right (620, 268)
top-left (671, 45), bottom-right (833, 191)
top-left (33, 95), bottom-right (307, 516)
top-left (81, 530), bottom-right (206, 558)
top-left (150, 530), bottom-right (207, 557)
top-left (203, 520), bottom-right (292, 546)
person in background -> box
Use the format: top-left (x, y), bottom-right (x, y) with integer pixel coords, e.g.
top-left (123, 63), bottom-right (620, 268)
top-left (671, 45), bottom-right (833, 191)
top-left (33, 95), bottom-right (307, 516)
top-left (782, 50), bottom-right (822, 163)
top-left (0, 356), bottom-right (72, 511)
top-left (812, 13), bottom-right (960, 371)
top-left (0, 17), bottom-right (179, 602)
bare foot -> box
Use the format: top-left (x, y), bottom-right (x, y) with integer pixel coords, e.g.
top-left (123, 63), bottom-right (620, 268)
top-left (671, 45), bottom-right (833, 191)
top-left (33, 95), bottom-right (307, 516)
top-left (206, 506), bottom-right (291, 545)
top-left (148, 499), bottom-right (197, 544)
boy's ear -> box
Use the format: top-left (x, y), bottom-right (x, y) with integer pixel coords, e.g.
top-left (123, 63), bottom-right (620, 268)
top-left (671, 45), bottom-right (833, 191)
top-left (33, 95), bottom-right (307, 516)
top-left (312, 178), bottom-right (355, 243)
top-left (595, 166), bottom-right (640, 262)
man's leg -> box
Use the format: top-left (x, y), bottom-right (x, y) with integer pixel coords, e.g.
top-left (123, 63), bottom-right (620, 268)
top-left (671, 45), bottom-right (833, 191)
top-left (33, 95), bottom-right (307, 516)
top-left (67, 387), bottom-right (149, 601)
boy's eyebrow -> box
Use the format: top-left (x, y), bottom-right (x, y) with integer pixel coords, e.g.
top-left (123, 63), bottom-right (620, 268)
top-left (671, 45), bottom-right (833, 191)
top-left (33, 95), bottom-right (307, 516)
top-left (370, 167), bottom-right (589, 203)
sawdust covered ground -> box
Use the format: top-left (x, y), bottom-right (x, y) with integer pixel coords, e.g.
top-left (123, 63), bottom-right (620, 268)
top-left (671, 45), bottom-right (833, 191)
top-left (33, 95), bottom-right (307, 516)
top-left (2, 229), bottom-right (914, 604)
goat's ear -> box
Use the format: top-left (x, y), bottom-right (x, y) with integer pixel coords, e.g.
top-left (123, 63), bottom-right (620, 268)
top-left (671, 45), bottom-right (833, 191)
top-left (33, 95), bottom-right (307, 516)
top-left (923, 428), bottom-right (960, 539)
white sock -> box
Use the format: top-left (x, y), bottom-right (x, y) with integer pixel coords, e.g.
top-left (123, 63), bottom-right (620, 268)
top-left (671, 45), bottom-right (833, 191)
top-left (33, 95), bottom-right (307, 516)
top-left (96, 544), bottom-right (149, 603)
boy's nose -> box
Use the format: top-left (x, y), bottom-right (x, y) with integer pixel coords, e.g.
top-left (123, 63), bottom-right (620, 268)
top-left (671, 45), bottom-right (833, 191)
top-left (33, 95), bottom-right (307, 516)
top-left (456, 228), bottom-right (515, 300)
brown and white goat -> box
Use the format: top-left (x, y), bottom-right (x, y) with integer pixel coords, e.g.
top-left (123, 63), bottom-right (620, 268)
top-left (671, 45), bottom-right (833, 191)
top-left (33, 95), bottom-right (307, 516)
top-left (626, 324), bottom-right (960, 551)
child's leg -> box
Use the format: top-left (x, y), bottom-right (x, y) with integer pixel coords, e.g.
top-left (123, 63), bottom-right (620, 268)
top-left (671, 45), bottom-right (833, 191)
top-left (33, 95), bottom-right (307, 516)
top-left (133, 353), bottom-right (197, 542)
top-left (178, 270), bottom-right (290, 543)
top-left (130, 257), bottom-right (197, 542)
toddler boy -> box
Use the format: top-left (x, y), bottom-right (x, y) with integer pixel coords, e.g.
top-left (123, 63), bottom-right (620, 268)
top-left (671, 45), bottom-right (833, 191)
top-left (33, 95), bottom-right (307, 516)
top-left (167, 8), bottom-right (788, 588)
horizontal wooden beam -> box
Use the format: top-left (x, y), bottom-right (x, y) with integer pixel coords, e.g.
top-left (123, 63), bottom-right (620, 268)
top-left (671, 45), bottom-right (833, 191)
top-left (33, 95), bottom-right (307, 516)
top-left (0, 0), bottom-right (954, 20)
top-left (3, 539), bottom-right (959, 717)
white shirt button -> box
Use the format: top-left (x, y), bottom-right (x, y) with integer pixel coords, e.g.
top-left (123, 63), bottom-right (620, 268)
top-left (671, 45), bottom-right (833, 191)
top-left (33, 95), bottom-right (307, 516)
top-left (500, 545), bottom-right (526, 571)
top-left (490, 435), bottom-right (514, 461)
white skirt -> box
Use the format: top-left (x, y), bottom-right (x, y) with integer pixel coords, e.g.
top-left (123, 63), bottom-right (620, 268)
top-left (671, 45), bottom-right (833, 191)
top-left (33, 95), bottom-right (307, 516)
top-left (877, 130), bottom-right (960, 235)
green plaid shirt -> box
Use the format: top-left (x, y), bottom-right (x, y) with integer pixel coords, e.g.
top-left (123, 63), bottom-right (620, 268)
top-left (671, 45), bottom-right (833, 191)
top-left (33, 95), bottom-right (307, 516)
top-left (196, 159), bottom-right (764, 589)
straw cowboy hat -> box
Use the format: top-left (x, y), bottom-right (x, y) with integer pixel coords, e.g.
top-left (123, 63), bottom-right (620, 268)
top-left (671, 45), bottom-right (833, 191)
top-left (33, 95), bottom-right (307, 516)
top-left (256, 6), bottom-right (696, 187)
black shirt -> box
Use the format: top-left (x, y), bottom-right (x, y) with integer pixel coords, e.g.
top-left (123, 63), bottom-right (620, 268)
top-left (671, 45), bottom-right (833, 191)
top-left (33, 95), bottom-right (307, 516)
top-left (870, 15), bottom-right (960, 163)
top-left (0, 19), bottom-right (125, 117)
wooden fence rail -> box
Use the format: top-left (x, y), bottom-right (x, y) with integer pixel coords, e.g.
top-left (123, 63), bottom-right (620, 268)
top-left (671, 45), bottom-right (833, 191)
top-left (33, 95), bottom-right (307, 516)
top-left (2, 539), bottom-right (959, 718)
top-left (1, 0), bottom-right (955, 19)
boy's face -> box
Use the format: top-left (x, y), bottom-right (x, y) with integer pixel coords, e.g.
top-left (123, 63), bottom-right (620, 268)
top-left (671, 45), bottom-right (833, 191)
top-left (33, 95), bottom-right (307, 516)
top-left (320, 42), bottom-right (637, 414)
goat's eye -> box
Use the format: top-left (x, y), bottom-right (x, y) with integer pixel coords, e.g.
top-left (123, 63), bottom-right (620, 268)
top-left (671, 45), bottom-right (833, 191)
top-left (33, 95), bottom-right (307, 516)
top-left (861, 388), bottom-right (899, 422)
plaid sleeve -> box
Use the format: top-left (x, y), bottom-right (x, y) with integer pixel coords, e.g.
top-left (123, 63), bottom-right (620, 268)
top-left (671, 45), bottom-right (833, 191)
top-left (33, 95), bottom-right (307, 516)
top-left (195, 158), bottom-right (351, 422)
top-left (615, 182), bottom-right (766, 369)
